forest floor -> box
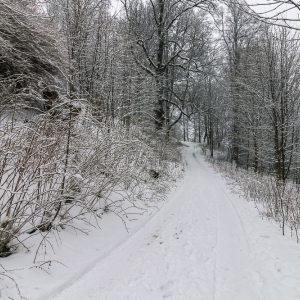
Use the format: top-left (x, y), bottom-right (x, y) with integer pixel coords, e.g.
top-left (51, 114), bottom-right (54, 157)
top-left (48, 143), bottom-right (300, 300)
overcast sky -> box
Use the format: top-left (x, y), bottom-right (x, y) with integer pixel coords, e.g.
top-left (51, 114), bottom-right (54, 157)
top-left (111, 0), bottom-right (122, 14)
top-left (110, 0), bottom-right (300, 29)
top-left (241, 0), bottom-right (300, 28)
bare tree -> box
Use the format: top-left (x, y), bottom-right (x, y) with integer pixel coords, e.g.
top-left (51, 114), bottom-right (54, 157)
top-left (122, 0), bottom-right (215, 132)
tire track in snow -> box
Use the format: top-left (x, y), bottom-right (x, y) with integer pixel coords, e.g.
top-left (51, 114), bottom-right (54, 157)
top-left (193, 151), bottom-right (251, 251)
top-left (192, 149), bottom-right (263, 300)
top-left (191, 150), bottom-right (219, 300)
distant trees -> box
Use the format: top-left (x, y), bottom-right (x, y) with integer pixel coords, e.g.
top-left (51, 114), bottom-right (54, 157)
top-left (214, 4), bottom-right (260, 166)
top-left (45, 0), bottom-right (158, 131)
top-left (170, 2), bottom-right (300, 185)
top-left (201, 7), bottom-right (300, 183)
top-left (245, 27), bottom-right (300, 181)
top-left (122, 0), bottom-right (215, 132)
top-left (46, 0), bottom-right (111, 106)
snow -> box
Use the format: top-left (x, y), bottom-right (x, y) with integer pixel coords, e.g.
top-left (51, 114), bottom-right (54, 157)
top-left (0, 181), bottom-right (182, 300)
top-left (46, 143), bottom-right (300, 300)
top-left (3, 143), bottom-right (300, 299)
top-left (72, 174), bottom-right (83, 180)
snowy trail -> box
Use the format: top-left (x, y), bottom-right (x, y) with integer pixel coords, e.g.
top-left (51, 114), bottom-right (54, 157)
top-left (51, 144), bottom-right (299, 300)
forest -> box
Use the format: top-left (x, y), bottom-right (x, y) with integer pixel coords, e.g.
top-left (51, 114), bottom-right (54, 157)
top-left (1, 0), bottom-right (300, 298)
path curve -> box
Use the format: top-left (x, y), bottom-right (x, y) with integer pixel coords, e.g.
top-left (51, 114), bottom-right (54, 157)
top-left (51, 144), bottom-right (263, 300)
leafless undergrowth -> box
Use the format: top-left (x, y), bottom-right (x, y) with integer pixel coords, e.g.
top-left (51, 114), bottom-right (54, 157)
top-left (0, 100), bottom-right (183, 261)
top-left (204, 147), bottom-right (300, 243)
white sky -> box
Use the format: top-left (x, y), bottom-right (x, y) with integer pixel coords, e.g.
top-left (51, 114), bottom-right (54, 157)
top-left (111, 0), bottom-right (123, 14)
top-left (110, 0), bottom-right (300, 29)
top-left (244, 0), bottom-right (300, 28)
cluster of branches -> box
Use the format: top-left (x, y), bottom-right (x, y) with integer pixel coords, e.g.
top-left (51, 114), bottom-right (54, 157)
top-left (0, 0), bottom-right (64, 113)
top-left (230, 0), bottom-right (300, 29)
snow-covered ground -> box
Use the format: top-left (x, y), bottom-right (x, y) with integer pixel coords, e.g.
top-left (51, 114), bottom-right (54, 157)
top-left (45, 143), bottom-right (300, 300)
top-left (3, 143), bottom-right (300, 300)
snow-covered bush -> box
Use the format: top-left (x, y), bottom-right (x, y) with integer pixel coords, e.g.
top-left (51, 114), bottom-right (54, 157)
top-left (0, 100), bottom-right (183, 257)
top-left (0, 0), bottom-right (64, 100)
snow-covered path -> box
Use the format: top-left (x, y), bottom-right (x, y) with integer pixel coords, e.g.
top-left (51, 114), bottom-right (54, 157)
top-left (51, 144), bottom-right (300, 300)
